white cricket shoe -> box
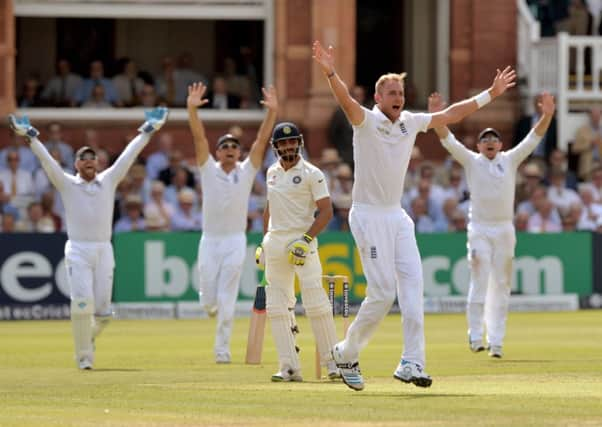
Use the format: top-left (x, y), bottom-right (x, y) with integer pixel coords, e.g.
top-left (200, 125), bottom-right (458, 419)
top-left (469, 337), bottom-right (485, 353)
top-left (271, 369), bottom-right (303, 382)
top-left (332, 343), bottom-right (364, 391)
top-left (393, 360), bottom-right (432, 388)
top-left (78, 357), bottom-right (93, 370)
top-left (215, 353), bottom-right (231, 364)
top-left (326, 360), bottom-right (341, 380)
top-left (488, 345), bottom-right (503, 358)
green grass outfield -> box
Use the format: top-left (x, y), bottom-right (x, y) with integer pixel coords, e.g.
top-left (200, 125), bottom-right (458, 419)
top-left (1, 311), bottom-right (601, 427)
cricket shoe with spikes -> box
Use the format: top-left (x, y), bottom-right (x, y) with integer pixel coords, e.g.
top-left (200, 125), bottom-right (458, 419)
top-left (394, 360), bottom-right (432, 388)
top-left (332, 343), bottom-right (364, 391)
top-left (271, 368), bottom-right (303, 382)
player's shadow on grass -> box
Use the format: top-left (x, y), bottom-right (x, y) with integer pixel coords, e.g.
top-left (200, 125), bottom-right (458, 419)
top-left (359, 393), bottom-right (475, 399)
top-left (92, 368), bottom-right (143, 372)
top-left (495, 360), bottom-right (553, 363)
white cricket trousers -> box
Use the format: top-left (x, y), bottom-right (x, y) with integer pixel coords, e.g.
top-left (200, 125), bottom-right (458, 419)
top-left (198, 232), bottom-right (246, 357)
top-left (339, 204), bottom-right (426, 367)
top-left (65, 240), bottom-right (115, 316)
top-left (466, 221), bottom-right (516, 347)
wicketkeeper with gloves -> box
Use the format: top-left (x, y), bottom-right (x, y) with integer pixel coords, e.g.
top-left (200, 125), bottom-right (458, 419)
top-left (258, 121), bottom-right (339, 382)
top-left (8, 107), bottom-right (169, 370)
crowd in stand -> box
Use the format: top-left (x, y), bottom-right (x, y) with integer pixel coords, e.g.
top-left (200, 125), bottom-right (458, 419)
top-left (3, 84), bottom-right (602, 235)
top-left (17, 53), bottom-right (262, 109)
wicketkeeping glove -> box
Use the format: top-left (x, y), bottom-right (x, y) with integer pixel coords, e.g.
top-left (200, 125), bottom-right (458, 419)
top-left (8, 115), bottom-right (39, 140)
top-left (255, 245), bottom-right (265, 271)
top-left (138, 106), bottom-right (169, 133)
top-left (287, 234), bottom-right (313, 266)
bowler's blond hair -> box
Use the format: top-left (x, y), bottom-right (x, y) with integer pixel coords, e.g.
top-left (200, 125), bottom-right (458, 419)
top-left (375, 72), bottom-right (407, 95)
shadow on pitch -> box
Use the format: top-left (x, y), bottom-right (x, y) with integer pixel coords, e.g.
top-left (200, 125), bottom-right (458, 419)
top-left (92, 368), bottom-right (143, 372)
top-left (357, 393), bottom-right (476, 399)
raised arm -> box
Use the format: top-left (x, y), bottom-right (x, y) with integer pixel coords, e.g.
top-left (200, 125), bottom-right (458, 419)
top-left (428, 67), bottom-right (516, 130)
top-left (8, 115), bottom-right (68, 190)
top-left (427, 93), bottom-right (473, 166)
top-left (186, 82), bottom-right (210, 167)
top-left (312, 40), bottom-right (364, 126)
top-left (107, 107), bottom-right (169, 184)
top-left (507, 92), bottom-right (555, 165)
top-left (248, 86), bottom-right (278, 169)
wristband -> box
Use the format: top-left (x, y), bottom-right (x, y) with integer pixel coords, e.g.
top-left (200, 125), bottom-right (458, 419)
top-left (473, 90), bottom-right (492, 108)
top-left (303, 233), bottom-right (313, 243)
top-left (327, 71), bottom-right (336, 79)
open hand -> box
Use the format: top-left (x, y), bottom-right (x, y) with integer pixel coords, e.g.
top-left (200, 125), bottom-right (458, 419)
top-left (260, 85), bottom-right (278, 111)
top-left (538, 91), bottom-right (556, 116)
top-left (187, 82), bottom-right (209, 109)
top-left (489, 66), bottom-right (517, 98)
top-left (312, 40), bottom-right (335, 75)
top-left (428, 92), bottom-right (447, 113)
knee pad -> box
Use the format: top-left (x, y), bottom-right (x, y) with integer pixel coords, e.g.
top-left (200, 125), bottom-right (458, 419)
top-left (301, 287), bottom-right (332, 318)
top-left (266, 286), bottom-right (290, 319)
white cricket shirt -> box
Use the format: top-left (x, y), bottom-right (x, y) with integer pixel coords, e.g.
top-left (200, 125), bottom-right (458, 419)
top-left (199, 156), bottom-right (257, 236)
top-left (30, 134), bottom-right (151, 242)
top-left (266, 157), bottom-right (329, 233)
top-left (352, 106), bottom-right (431, 206)
top-left (441, 130), bottom-right (542, 224)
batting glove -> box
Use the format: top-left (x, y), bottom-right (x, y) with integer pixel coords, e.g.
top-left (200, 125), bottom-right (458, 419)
top-left (287, 234), bottom-right (313, 266)
top-left (255, 245), bottom-right (265, 271)
top-left (138, 106), bottom-right (169, 133)
top-left (8, 115), bottom-right (39, 140)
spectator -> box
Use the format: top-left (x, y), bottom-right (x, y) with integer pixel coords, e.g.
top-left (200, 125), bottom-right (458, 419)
top-left (164, 166), bottom-right (195, 207)
top-left (0, 132), bottom-right (39, 173)
top-left (572, 106), bottom-right (602, 181)
top-left (223, 56), bottom-right (251, 99)
top-left (0, 150), bottom-right (35, 214)
top-left (518, 184), bottom-right (548, 216)
top-left (547, 167), bottom-right (581, 212)
top-left (328, 85), bottom-right (368, 168)
top-left (449, 209), bottom-right (467, 232)
top-left (155, 56), bottom-right (177, 105)
top-left (577, 184), bottom-right (602, 229)
top-left (527, 198), bottom-right (562, 232)
top-left (114, 194), bottom-right (145, 232)
top-left (331, 163), bottom-right (354, 202)
top-left (112, 57), bottom-right (144, 107)
top-left (515, 211), bottom-right (530, 232)
top-left (44, 122), bottom-right (75, 169)
top-left (513, 93), bottom-right (557, 160)
top-left (173, 52), bottom-right (206, 106)
top-left (516, 162), bottom-right (545, 205)
top-left (82, 84), bottom-right (113, 108)
top-left (15, 201), bottom-right (55, 233)
top-left (434, 197), bottom-right (459, 232)
top-left (158, 149), bottom-right (195, 188)
top-left (319, 148), bottom-right (343, 193)
top-left (329, 193), bottom-right (352, 231)
top-left (206, 76), bottom-right (241, 109)
top-left (40, 59), bottom-right (83, 107)
top-left (143, 180), bottom-right (174, 231)
top-left (128, 163), bottom-right (152, 203)
top-left (582, 166), bottom-right (602, 202)
top-left (40, 190), bottom-right (62, 231)
top-left (18, 78), bottom-right (43, 108)
top-left (546, 148), bottom-right (577, 190)
top-left (1, 211), bottom-right (17, 232)
top-left (146, 132), bottom-right (173, 180)
top-left (170, 188), bottom-right (202, 231)
top-left (410, 196), bottom-right (436, 233)
top-left (74, 60), bottom-right (119, 106)
top-left (140, 84), bottom-right (159, 108)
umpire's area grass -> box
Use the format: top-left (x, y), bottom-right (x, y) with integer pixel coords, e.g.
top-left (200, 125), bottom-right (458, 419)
top-left (1, 312), bottom-right (602, 427)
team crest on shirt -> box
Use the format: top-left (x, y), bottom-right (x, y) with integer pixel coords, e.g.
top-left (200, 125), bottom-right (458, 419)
top-left (399, 122), bottom-right (408, 135)
top-left (292, 176), bottom-right (302, 184)
top-left (267, 175), bottom-right (277, 186)
top-left (496, 163), bottom-right (504, 173)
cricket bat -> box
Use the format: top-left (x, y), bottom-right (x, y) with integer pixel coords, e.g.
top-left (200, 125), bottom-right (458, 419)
top-left (245, 275), bottom-right (267, 364)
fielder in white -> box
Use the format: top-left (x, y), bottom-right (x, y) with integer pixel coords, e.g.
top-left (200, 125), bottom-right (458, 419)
top-left (186, 82), bottom-right (277, 363)
top-left (428, 92), bottom-right (555, 358)
top-left (257, 121), bottom-right (338, 382)
top-left (8, 108), bottom-right (169, 369)
top-left (312, 40), bottom-right (517, 391)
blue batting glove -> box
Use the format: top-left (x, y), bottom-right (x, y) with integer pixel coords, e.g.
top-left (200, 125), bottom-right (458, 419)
top-left (8, 114), bottom-right (39, 139)
top-left (138, 107), bottom-right (169, 133)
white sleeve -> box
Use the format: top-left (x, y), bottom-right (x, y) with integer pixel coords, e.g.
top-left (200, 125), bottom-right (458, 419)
top-left (105, 133), bottom-right (151, 186)
top-left (440, 132), bottom-right (474, 166)
top-left (311, 169), bottom-right (330, 201)
top-left (506, 130), bottom-right (543, 167)
top-left (29, 138), bottom-right (69, 190)
top-left (412, 112), bottom-right (432, 134)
